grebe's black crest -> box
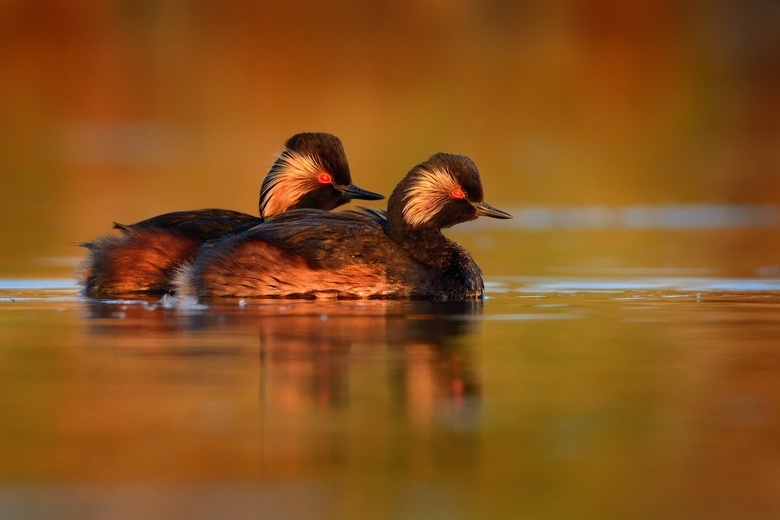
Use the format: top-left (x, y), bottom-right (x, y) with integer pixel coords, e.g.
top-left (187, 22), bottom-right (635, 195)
top-left (259, 132), bottom-right (382, 218)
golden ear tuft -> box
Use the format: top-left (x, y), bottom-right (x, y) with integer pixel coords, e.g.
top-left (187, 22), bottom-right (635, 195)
top-left (402, 166), bottom-right (463, 226)
top-left (260, 151), bottom-right (323, 218)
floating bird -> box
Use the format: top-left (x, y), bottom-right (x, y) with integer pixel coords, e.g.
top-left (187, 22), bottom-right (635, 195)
top-left (76, 133), bottom-right (383, 296)
top-left (176, 153), bottom-right (511, 301)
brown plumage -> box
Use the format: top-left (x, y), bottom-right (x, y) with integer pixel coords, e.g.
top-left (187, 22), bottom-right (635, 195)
top-left (175, 153), bottom-right (512, 301)
top-left (76, 133), bottom-right (383, 297)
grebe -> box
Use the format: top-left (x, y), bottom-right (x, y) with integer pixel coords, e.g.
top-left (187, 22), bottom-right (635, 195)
top-left (77, 133), bottom-right (383, 297)
top-left (175, 153), bottom-right (511, 301)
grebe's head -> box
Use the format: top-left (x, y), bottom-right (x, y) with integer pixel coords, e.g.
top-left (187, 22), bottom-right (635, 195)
top-left (259, 132), bottom-right (383, 218)
top-left (389, 153), bottom-right (512, 232)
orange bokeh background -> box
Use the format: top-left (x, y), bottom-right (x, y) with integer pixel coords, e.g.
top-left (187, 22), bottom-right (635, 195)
top-left (1, 0), bottom-right (778, 274)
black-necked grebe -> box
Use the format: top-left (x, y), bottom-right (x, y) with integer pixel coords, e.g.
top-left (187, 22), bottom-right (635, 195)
top-left (76, 133), bottom-right (383, 297)
top-left (175, 153), bottom-right (512, 301)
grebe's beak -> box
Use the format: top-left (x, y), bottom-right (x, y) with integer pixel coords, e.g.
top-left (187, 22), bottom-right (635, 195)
top-left (473, 201), bottom-right (513, 219)
top-left (340, 183), bottom-right (385, 201)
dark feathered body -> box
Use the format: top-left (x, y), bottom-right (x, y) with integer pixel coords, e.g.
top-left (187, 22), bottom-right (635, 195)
top-left (77, 210), bottom-right (261, 296)
top-left (176, 153), bottom-right (511, 301)
top-left (77, 133), bottom-right (382, 297)
top-left (176, 209), bottom-right (481, 300)
top-left (121, 209), bottom-right (262, 239)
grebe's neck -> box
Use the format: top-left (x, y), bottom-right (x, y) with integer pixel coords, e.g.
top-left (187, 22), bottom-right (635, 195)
top-left (387, 223), bottom-right (453, 267)
top-left (387, 220), bottom-right (484, 300)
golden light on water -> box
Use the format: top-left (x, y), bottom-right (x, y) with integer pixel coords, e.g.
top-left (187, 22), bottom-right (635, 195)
top-left (2, 7), bottom-right (780, 514)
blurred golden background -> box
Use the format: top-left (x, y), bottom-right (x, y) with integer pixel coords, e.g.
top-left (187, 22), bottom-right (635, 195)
top-left (1, 0), bottom-right (778, 276)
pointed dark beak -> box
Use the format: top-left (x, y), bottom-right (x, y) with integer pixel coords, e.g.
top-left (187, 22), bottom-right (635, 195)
top-left (473, 201), bottom-right (513, 219)
top-left (339, 183), bottom-right (385, 201)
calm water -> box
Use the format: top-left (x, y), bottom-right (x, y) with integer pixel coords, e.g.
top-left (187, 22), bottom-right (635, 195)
top-left (1, 277), bottom-right (779, 519)
top-left (4, 2), bottom-right (779, 516)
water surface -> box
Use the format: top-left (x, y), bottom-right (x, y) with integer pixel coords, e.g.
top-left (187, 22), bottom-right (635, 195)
top-left (1, 278), bottom-right (779, 519)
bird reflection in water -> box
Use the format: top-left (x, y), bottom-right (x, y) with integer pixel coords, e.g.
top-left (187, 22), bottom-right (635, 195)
top-left (255, 300), bottom-right (482, 427)
top-left (81, 298), bottom-right (483, 427)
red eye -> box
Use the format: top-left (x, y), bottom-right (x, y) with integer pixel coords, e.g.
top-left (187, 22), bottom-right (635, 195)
top-left (318, 172), bottom-right (333, 184)
top-left (451, 188), bottom-right (466, 199)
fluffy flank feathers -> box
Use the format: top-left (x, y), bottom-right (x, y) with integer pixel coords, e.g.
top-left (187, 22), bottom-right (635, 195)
top-left (172, 260), bottom-right (198, 297)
